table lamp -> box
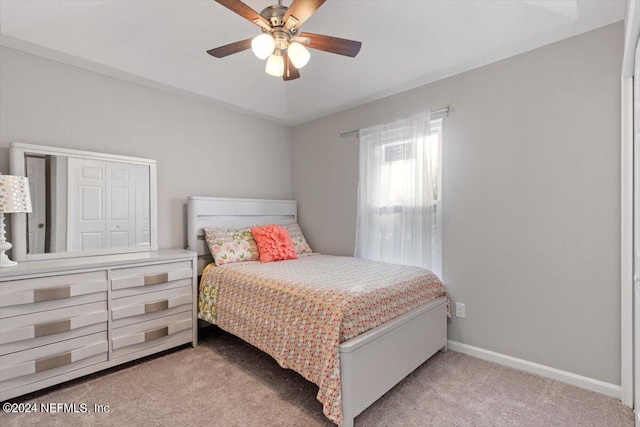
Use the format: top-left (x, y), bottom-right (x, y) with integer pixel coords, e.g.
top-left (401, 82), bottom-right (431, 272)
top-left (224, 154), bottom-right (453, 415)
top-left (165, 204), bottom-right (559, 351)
top-left (0, 174), bottom-right (32, 267)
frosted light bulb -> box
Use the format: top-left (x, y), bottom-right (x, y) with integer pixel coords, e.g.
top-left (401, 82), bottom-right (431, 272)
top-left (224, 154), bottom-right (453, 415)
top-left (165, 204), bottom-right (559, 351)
top-left (265, 53), bottom-right (284, 77)
top-left (252, 34), bottom-right (275, 60)
top-left (288, 42), bottom-right (310, 68)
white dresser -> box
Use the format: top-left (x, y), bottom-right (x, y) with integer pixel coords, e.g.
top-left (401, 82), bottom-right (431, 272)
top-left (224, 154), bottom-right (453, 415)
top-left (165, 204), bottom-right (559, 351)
top-left (0, 249), bottom-right (197, 401)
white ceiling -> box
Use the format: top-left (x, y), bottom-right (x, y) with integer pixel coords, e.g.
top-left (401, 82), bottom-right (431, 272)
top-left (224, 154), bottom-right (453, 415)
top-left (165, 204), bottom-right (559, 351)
top-left (0, 0), bottom-right (626, 126)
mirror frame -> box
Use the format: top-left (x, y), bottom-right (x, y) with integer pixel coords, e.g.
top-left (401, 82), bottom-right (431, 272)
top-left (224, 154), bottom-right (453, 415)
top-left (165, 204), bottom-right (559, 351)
top-left (9, 142), bottom-right (158, 261)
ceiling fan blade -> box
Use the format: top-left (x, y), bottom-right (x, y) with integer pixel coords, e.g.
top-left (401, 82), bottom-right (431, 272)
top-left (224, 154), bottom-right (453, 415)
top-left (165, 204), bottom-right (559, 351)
top-left (283, 0), bottom-right (326, 31)
top-left (207, 38), bottom-right (252, 58)
top-left (283, 53), bottom-right (300, 81)
top-left (215, 0), bottom-right (271, 30)
top-left (298, 32), bottom-right (362, 57)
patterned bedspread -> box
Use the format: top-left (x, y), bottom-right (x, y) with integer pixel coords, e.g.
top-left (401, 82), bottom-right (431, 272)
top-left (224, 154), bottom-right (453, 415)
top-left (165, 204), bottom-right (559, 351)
top-left (198, 254), bottom-right (448, 425)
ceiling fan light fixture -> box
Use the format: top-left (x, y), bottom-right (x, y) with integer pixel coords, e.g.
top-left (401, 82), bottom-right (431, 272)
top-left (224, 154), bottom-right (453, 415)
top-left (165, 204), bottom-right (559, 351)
top-left (251, 33), bottom-right (275, 60)
top-left (265, 53), bottom-right (284, 77)
top-left (208, 0), bottom-right (361, 81)
top-left (288, 42), bottom-right (310, 69)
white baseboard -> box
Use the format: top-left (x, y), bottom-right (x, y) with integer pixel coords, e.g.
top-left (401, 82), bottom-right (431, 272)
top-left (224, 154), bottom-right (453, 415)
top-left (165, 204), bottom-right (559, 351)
top-left (447, 340), bottom-right (621, 400)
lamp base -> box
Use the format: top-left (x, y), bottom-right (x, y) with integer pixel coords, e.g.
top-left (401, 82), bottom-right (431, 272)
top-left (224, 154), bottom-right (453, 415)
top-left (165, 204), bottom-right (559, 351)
top-left (0, 213), bottom-right (18, 268)
top-left (0, 253), bottom-right (17, 268)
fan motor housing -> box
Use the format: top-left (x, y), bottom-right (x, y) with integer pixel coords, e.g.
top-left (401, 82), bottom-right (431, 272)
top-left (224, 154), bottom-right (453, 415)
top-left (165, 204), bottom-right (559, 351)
top-left (260, 5), bottom-right (287, 28)
top-left (260, 5), bottom-right (294, 49)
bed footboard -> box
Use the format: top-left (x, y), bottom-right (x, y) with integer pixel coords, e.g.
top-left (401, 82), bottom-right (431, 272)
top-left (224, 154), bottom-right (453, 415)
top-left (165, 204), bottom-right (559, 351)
top-left (339, 296), bottom-right (448, 427)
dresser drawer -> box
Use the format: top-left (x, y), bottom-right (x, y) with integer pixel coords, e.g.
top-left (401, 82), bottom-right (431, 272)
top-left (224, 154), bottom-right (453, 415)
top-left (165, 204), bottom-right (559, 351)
top-left (0, 272), bottom-right (107, 318)
top-left (112, 311), bottom-right (192, 359)
top-left (0, 332), bottom-right (108, 393)
top-left (0, 302), bottom-right (108, 356)
top-left (111, 286), bottom-right (192, 328)
top-left (111, 261), bottom-right (192, 298)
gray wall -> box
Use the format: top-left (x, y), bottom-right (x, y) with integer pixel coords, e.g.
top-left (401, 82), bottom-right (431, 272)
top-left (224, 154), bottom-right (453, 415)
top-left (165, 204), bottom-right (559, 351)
top-left (0, 46), bottom-right (292, 250)
top-left (292, 23), bottom-right (623, 385)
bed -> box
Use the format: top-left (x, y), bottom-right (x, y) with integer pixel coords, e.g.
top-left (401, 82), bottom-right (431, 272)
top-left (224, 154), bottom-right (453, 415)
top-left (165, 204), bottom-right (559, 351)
top-left (187, 196), bottom-right (448, 427)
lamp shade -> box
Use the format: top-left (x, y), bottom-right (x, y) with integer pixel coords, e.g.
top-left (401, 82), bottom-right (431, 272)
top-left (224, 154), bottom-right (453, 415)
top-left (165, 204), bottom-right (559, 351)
top-left (252, 34), bottom-right (276, 60)
top-left (265, 53), bottom-right (284, 77)
top-left (0, 175), bottom-right (32, 213)
top-left (288, 42), bottom-right (310, 69)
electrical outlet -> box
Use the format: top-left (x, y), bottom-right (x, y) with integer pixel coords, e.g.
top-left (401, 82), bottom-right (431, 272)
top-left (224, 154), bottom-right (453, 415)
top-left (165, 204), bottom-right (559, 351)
top-left (455, 303), bottom-right (466, 319)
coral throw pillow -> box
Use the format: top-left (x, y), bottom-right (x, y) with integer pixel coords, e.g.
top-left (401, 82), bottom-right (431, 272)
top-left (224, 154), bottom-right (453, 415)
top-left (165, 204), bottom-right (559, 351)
top-left (250, 224), bottom-right (298, 263)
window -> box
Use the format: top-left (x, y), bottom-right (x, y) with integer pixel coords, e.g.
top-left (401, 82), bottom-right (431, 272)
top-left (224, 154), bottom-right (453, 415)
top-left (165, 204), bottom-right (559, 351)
top-left (355, 112), bottom-right (442, 277)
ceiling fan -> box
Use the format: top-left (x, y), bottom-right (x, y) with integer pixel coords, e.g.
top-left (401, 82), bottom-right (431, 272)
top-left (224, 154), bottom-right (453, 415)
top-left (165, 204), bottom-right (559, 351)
top-left (207, 0), bottom-right (362, 81)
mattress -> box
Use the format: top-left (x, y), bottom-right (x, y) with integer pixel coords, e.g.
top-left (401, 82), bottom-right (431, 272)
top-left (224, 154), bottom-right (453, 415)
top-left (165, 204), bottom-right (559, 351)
top-left (198, 254), bottom-right (448, 425)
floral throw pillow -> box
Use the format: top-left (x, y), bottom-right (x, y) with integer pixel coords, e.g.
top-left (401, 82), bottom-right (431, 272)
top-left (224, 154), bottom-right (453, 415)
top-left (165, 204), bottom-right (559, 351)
top-left (204, 227), bottom-right (259, 265)
top-left (283, 223), bottom-right (312, 255)
top-left (250, 224), bottom-right (298, 263)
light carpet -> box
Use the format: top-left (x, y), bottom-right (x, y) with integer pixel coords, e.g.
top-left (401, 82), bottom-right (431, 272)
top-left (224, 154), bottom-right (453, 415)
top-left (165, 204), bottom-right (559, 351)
top-left (1, 327), bottom-right (633, 427)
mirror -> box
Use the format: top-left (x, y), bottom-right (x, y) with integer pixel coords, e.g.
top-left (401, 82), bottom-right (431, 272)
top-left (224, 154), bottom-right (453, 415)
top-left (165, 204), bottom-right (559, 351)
top-left (10, 142), bottom-right (157, 261)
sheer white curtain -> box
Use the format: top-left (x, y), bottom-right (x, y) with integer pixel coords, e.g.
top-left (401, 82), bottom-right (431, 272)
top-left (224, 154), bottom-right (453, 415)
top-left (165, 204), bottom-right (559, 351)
top-left (354, 110), bottom-right (442, 277)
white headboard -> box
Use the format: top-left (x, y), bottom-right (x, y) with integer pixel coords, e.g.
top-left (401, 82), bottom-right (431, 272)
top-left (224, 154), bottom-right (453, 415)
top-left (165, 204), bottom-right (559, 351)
top-left (187, 196), bottom-right (297, 275)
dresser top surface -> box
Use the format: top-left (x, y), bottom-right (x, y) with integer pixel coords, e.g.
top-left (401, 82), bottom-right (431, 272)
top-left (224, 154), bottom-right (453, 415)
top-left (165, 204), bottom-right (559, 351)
top-left (0, 249), bottom-right (196, 280)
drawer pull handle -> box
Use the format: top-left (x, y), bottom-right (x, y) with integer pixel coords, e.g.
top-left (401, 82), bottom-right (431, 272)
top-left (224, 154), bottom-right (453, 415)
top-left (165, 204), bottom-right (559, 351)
top-left (144, 300), bottom-right (169, 314)
top-left (145, 327), bottom-right (168, 342)
top-left (34, 319), bottom-right (72, 338)
top-left (144, 273), bottom-right (168, 286)
top-left (36, 352), bottom-right (72, 372)
top-left (34, 286), bottom-right (71, 302)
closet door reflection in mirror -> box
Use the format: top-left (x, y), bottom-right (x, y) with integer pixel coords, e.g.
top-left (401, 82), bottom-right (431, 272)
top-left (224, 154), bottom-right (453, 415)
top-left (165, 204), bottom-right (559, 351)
top-left (68, 158), bottom-right (150, 251)
top-left (24, 154), bottom-right (151, 255)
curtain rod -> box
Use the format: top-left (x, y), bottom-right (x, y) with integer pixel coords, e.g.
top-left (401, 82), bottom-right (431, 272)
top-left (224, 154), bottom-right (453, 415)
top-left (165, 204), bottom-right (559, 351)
top-left (339, 106), bottom-right (450, 139)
